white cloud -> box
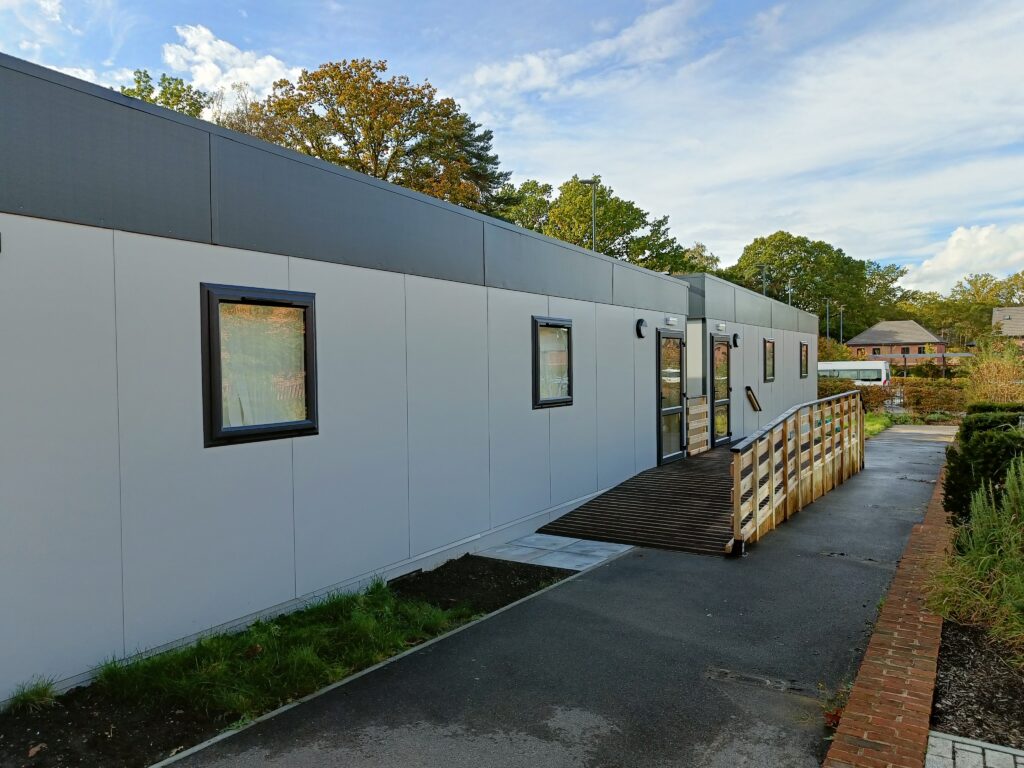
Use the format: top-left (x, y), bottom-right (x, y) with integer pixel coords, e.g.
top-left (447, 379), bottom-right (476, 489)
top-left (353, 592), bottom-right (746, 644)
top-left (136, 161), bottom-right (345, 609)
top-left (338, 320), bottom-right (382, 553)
top-left (457, 0), bottom-right (1024, 292)
top-left (49, 64), bottom-right (134, 87)
top-left (162, 24), bottom-right (300, 101)
top-left (904, 224), bottom-right (1024, 292)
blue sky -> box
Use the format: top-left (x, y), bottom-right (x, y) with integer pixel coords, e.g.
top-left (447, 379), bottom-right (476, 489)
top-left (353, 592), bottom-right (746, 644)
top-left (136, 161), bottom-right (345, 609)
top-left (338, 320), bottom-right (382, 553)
top-left (3, 0), bottom-right (1023, 292)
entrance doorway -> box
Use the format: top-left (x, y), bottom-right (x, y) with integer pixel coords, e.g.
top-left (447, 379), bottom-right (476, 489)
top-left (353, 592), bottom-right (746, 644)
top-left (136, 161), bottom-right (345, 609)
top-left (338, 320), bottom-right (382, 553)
top-left (658, 330), bottom-right (685, 464)
top-left (711, 335), bottom-right (731, 445)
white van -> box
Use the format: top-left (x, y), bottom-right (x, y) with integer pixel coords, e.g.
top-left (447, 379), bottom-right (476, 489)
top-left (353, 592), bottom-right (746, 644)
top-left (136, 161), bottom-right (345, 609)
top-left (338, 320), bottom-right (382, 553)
top-left (818, 360), bottom-right (892, 386)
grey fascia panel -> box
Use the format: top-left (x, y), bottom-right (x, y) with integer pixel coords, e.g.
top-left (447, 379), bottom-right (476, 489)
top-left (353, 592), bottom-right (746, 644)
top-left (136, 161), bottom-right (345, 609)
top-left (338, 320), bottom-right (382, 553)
top-left (770, 302), bottom-right (799, 332)
top-left (0, 51), bottom-right (691, 311)
top-left (704, 277), bottom-right (737, 322)
top-left (0, 64), bottom-right (211, 242)
top-left (212, 137), bottom-right (484, 283)
top-left (612, 264), bottom-right (687, 315)
top-left (484, 223), bottom-right (612, 303)
top-left (798, 310), bottom-right (820, 334)
top-left (679, 275), bottom-right (706, 317)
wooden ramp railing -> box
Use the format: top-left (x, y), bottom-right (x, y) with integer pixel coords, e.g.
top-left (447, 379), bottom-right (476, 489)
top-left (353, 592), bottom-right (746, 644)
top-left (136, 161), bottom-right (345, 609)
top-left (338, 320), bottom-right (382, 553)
top-left (729, 391), bottom-right (864, 553)
top-left (686, 395), bottom-right (711, 456)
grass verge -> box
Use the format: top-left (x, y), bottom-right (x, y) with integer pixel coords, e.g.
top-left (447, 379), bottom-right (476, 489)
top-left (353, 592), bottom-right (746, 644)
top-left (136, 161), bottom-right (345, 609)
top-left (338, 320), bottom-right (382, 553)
top-left (95, 579), bottom-right (472, 721)
top-left (864, 412), bottom-right (893, 438)
top-left (3, 677), bottom-right (57, 715)
top-left (928, 455), bottom-right (1024, 667)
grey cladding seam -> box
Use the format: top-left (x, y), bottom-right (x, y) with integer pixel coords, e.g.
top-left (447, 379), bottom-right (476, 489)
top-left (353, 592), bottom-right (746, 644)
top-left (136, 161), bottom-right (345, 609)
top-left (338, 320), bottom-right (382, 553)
top-left (0, 54), bottom-right (687, 314)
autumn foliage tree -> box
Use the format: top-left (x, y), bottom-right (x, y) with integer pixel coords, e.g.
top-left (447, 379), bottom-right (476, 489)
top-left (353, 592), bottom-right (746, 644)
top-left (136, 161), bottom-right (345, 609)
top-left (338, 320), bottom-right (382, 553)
top-left (217, 59), bottom-right (509, 213)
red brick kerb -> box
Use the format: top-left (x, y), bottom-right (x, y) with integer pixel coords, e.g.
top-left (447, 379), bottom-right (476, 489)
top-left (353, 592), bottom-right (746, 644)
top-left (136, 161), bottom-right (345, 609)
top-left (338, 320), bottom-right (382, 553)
top-left (823, 469), bottom-right (952, 768)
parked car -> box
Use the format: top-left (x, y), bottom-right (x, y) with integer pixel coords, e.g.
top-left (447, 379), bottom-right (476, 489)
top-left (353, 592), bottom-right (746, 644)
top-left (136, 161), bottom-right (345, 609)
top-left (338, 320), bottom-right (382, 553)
top-left (818, 360), bottom-right (891, 386)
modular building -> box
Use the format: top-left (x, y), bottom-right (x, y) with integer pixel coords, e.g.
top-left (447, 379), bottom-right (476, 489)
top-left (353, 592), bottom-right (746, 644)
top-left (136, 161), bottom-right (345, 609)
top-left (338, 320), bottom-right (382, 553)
top-left (0, 55), bottom-right (816, 700)
top-left (681, 274), bottom-right (819, 445)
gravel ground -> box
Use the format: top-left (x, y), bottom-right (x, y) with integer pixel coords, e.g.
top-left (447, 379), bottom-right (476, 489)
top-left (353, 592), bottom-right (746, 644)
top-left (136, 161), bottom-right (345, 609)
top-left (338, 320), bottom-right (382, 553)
top-left (931, 621), bottom-right (1024, 750)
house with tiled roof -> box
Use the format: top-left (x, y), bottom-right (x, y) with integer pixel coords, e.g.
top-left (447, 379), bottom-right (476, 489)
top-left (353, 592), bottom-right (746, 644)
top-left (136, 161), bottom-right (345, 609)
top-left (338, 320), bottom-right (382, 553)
top-left (992, 307), bottom-right (1024, 346)
top-left (845, 320), bottom-right (946, 359)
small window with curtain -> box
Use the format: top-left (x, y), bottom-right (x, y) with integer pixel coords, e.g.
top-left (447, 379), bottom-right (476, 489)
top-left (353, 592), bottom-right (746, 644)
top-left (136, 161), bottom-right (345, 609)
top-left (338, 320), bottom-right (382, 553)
top-left (201, 283), bottom-right (318, 447)
top-left (763, 338), bottom-right (776, 382)
top-left (532, 316), bottom-right (573, 408)
top-left (799, 341), bottom-right (809, 378)
top-left (871, 347), bottom-right (881, 355)
top-left (901, 346), bottom-right (910, 355)
top-left (917, 346), bottom-right (926, 354)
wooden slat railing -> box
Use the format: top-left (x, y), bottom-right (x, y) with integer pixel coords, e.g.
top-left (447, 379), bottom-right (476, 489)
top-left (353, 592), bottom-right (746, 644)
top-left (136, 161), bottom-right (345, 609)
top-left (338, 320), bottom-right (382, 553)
top-left (686, 396), bottom-right (711, 455)
top-left (728, 390), bottom-right (864, 553)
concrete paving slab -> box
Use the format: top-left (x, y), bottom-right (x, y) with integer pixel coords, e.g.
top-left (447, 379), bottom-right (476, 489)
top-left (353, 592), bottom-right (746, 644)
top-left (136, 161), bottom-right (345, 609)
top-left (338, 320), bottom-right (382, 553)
top-left (477, 544), bottom-right (548, 563)
top-left (561, 540), bottom-right (633, 557)
top-left (171, 426), bottom-right (950, 768)
top-left (514, 533), bottom-right (580, 550)
top-left (529, 550), bottom-right (605, 571)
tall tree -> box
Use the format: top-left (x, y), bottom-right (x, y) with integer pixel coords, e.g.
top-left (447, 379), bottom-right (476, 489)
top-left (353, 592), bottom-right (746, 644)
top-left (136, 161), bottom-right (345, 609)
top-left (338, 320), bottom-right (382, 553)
top-left (120, 69), bottom-right (212, 118)
top-left (724, 231), bottom-right (907, 339)
top-left (543, 176), bottom-right (648, 259)
top-left (215, 59), bottom-right (508, 212)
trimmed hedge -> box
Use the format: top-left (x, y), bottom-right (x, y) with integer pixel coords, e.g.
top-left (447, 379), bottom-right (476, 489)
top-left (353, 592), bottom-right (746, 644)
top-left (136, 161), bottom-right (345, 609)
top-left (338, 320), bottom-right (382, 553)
top-left (900, 378), bottom-right (966, 415)
top-left (944, 416), bottom-right (1024, 518)
top-left (959, 412), bottom-right (1024, 443)
top-left (966, 402), bottom-right (1024, 415)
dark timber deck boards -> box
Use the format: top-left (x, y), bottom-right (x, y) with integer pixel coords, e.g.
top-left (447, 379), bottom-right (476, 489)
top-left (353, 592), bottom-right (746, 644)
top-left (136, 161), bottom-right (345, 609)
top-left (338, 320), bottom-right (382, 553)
top-left (539, 448), bottom-right (734, 556)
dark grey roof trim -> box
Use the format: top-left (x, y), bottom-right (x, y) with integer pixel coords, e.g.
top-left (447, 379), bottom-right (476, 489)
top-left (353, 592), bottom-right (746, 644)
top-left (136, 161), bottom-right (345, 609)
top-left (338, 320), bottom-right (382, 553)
top-left (0, 53), bottom-right (687, 315)
top-left (677, 273), bottom-right (818, 333)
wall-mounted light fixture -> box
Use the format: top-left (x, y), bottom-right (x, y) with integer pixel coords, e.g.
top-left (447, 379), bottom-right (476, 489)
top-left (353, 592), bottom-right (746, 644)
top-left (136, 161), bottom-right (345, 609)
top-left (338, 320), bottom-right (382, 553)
top-left (635, 318), bottom-right (648, 338)
top-left (715, 322), bottom-right (727, 332)
top-left (732, 333), bottom-right (741, 348)
top-left (665, 316), bottom-right (679, 326)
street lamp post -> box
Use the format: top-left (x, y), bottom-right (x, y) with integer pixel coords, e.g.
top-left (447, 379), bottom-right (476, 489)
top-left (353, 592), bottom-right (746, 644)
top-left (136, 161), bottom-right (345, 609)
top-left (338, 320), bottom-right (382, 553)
top-left (756, 264), bottom-right (769, 295)
top-left (786, 282), bottom-right (793, 305)
top-left (579, 177), bottom-right (597, 251)
top-left (838, 305), bottom-right (845, 344)
top-left (825, 299), bottom-right (831, 340)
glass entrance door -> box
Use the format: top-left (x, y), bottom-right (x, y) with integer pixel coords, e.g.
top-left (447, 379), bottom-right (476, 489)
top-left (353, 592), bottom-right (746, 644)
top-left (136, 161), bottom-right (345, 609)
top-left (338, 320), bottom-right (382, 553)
top-left (712, 335), bottom-right (731, 444)
top-left (658, 331), bottom-right (685, 463)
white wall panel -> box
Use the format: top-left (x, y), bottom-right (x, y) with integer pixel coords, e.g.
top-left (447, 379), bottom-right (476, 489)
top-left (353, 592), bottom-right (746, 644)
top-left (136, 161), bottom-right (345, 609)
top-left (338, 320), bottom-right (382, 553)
top-left (290, 260), bottom-right (410, 595)
top-left (596, 304), bottom-right (636, 489)
top-left (488, 289), bottom-right (551, 526)
top-left (114, 232), bottom-right (295, 653)
top-left (406, 276), bottom-right (490, 555)
top-left (549, 298), bottom-right (597, 505)
top-left (0, 214), bottom-right (123, 694)
top-left (634, 310), bottom-right (661, 472)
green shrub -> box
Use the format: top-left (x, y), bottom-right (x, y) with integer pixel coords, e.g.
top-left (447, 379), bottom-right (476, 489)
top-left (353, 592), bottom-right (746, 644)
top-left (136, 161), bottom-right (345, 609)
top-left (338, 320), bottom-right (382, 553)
top-left (944, 427), bottom-right (1024, 517)
top-left (3, 677), bottom-right (57, 714)
top-left (816, 378), bottom-right (888, 412)
top-left (959, 412), bottom-right (1024, 443)
top-left (929, 455), bottom-right (1024, 663)
top-left (966, 402), bottom-right (1024, 415)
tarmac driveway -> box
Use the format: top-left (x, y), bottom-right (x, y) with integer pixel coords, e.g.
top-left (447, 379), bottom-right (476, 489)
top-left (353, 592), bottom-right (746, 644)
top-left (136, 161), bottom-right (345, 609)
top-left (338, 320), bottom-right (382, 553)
top-left (170, 426), bottom-right (951, 768)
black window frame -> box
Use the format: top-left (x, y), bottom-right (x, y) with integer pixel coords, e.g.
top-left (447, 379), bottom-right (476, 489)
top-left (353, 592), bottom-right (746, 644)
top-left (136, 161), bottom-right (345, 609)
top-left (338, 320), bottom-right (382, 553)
top-left (871, 347), bottom-right (881, 355)
top-left (900, 346), bottom-right (910, 355)
top-left (532, 316), bottom-right (573, 409)
top-left (917, 346), bottom-right (926, 354)
top-left (763, 337), bottom-right (776, 382)
top-left (201, 283), bottom-right (319, 448)
top-left (799, 341), bottom-right (809, 378)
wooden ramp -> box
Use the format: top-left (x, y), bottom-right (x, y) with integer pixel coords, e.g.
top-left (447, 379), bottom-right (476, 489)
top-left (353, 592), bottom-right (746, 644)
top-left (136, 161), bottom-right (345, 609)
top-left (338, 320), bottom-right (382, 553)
top-left (539, 448), bottom-right (734, 556)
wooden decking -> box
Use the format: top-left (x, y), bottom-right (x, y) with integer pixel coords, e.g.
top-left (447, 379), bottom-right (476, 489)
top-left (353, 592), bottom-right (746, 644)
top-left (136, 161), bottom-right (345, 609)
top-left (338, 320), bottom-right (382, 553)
top-left (539, 447), bottom-right (735, 556)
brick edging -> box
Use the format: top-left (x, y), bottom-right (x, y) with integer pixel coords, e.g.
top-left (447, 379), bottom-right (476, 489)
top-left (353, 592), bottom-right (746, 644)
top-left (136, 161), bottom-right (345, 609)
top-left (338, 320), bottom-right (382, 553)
top-left (823, 468), bottom-right (953, 768)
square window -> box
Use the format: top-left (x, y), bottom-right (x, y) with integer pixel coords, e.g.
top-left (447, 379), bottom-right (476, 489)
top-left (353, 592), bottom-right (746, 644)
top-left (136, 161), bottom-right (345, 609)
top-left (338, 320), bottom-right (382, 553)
top-left (763, 338), bottom-right (776, 382)
top-left (799, 341), bottom-right (809, 378)
top-left (871, 347), bottom-right (881, 355)
top-left (917, 346), bottom-right (926, 354)
top-left (901, 346), bottom-right (910, 355)
top-left (201, 283), bottom-right (318, 447)
top-left (532, 316), bottom-right (573, 408)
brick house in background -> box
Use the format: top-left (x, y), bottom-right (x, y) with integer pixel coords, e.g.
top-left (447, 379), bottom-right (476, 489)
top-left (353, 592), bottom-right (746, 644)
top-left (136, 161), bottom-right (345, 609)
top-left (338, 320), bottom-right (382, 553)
top-left (845, 320), bottom-right (946, 360)
top-left (992, 307), bottom-right (1024, 347)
